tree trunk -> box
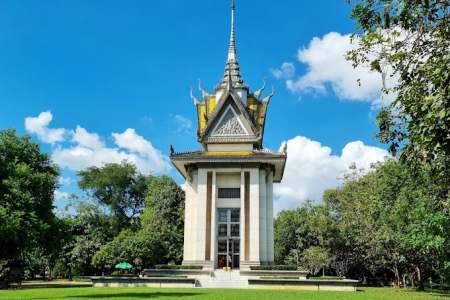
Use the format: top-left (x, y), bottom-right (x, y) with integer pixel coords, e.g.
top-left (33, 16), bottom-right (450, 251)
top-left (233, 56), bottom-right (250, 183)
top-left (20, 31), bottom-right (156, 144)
top-left (393, 267), bottom-right (401, 288)
top-left (416, 265), bottom-right (424, 290)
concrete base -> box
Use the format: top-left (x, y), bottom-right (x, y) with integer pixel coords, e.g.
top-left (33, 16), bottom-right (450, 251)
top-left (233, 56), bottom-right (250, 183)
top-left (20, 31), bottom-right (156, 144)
top-left (91, 277), bottom-right (195, 288)
top-left (91, 273), bottom-right (358, 291)
top-left (248, 278), bottom-right (358, 291)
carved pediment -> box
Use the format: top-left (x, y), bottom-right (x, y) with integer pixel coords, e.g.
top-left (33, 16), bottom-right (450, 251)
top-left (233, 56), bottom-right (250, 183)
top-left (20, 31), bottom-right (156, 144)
top-left (211, 106), bottom-right (248, 136)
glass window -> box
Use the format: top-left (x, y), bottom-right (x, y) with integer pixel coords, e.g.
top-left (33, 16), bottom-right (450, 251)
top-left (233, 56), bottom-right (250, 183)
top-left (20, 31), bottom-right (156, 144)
top-left (218, 240), bottom-right (227, 253)
top-left (230, 224), bottom-right (239, 237)
top-left (218, 188), bottom-right (240, 198)
top-left (218, 224), bottom-right (228, 237)
top-left (218, 209), bottom-right (228, 223)
top-left (231, 209), bottom-right (240, 222)
top-left (232, 240), bottom-right (240, 253)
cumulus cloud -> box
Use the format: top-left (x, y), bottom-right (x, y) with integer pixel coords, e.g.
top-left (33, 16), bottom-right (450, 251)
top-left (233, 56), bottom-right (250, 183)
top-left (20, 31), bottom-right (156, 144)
top-left (275, 32), bottom-right (395, 105)
top-left (271, 62), bottom-right (295, 79)
top-left (25, 111), bottom-right (66, 144)
top-left (274, 136), bottom-right (390, 214)
top-left (25, 112), bottom-right (170, 175)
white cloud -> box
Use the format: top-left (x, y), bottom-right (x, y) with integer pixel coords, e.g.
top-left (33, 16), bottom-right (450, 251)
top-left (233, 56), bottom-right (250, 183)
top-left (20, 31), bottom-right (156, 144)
top-left (54, 190), bottom-right (70, 201)
top-left (274, 136), bottom-right (390, 214)
top-left (279, 32), bottom-right (395, 104)
top-left (271, 62), bottom-right (295, 79)
top-left (25, 112), bottom-right (170, 175)
top-left (173, 114), bottom-right (193, 133)
top-left (72, 126), bottom-right (104, 150)
top-left (58, 176), bottom-right (72, 186)
top-left (25, 111), bottom-right (66, 144)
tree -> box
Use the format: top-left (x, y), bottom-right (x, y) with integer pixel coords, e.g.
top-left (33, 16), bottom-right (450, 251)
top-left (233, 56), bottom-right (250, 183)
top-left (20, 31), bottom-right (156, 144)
top-left (324, 160), bottom-right (449, 287)
top-left (0, 129), bottom-right (59, 284)
top-left (274, 202), bottom-right (334, 266)
top-left (142, 176), bottom-right (185, 264)
top-left (346, 0), bottom-right (450, 193)
top-left (78, 162), bottom-right (149, 233)
top-left (92, 229), bottom-right (165, 272)
top-left (301, 247), bottom-right (332, 277)
top-left (59, 202), bottom-right (115, 277)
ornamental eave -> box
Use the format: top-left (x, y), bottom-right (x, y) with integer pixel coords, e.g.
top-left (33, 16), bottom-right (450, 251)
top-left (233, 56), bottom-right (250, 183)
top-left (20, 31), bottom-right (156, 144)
top-left (170, 150), bottom-right (287, 182)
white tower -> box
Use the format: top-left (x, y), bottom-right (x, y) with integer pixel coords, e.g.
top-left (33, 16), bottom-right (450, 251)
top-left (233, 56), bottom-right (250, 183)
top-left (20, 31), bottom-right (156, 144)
top-left (170, 0), bottom-right (286, 270)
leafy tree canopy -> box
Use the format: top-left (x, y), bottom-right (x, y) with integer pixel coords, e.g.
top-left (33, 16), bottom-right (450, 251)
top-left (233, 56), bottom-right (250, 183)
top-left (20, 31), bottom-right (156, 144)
top-left (0, 129), bottom-right (59, 280)
top-left (78, 162), bottom-right (149, 233)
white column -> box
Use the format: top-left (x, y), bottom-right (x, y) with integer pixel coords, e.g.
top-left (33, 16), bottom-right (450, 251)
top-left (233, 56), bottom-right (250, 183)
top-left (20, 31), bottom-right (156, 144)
top-left (240, 170), bottom-right (246, 264)
top-left (210, 171), bottom-right (217, 266)
top-left (259, 168), bottom-right (267, 263)
top-left (183, 171), bottom-right (198, 262)
top-left (266, 171), bottom-right (274, 263)
top-left (249, 168), bottom-right (260, 263)
top-left (193, 168), bottom-right (208, 261)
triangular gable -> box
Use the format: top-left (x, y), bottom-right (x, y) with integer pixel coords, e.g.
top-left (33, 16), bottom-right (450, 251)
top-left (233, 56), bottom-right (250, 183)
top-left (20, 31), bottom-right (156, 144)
top-left (211, 105), bottom-right (248, 136)
top-left (201, 91), bottom-right (258, 140)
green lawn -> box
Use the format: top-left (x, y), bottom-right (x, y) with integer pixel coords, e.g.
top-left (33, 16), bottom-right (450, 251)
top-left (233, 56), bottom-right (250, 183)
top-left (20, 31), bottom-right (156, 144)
top-left (0, 287), bottom-right (448, 300)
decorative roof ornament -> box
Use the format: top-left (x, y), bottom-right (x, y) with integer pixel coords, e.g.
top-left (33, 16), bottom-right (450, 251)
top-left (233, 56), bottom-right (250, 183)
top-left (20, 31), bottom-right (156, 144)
top-left (254, 80), bottom-right (267, 99)
top-left (282, 141), bottom-right (288, 154)
top-left (217, 0), bottom-right (247, 90)
top-left (190, 87), bottom-right (201, 105)
top-left (262, 85), bottom-right (275, 103)
top-left (198, 80), bottom-right (211, 98)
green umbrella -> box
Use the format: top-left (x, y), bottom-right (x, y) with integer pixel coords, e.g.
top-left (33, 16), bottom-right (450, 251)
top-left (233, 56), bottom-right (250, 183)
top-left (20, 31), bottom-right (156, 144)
top-left (115, 262), bottom-right (133, 270)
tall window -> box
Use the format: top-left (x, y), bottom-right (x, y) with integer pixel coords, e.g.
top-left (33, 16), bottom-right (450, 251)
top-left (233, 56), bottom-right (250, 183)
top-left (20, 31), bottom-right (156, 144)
top-left (217, 208), bottom-right (240, 268)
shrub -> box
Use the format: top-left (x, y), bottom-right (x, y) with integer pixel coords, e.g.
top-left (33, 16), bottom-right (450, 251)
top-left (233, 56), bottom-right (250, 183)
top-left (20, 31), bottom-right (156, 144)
top-left (250, 265), bottom-right (298, 271)
top-left (153, 265), bottom-right (202, 270)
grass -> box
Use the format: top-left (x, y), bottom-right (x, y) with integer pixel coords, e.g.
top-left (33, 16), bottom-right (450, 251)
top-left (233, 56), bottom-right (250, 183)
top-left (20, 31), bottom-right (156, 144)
top-left (0, 287), bottom-right (448, 300)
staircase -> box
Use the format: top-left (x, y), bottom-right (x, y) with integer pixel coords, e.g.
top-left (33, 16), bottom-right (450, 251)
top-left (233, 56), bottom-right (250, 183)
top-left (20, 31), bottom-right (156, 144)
top-left (196, 270), bottom-right (248, 288)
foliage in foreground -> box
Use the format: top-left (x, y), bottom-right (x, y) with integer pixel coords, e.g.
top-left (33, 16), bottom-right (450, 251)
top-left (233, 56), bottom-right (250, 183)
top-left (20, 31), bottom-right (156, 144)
top-left (0, 130), bottom-right (60, 284)
top-left (347, 0), bottom-right (450, 196)
top-left (275, 160), bottom-right (450, 287)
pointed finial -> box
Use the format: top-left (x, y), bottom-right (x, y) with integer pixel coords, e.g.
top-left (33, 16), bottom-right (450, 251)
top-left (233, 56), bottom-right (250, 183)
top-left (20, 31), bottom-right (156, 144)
top-left (262, 85), bottom-right (275, 103)
top-left (254, 79), bottom-right (267, 98)
top-left (217, 0), bottom-right (247, 91)
top-left (198, 80), bottom-right (210, 98)
top-left (170, 144), bottom-right (175, 156)
top-left (228, 0), bottom-right (236, 62)
top-left (282, 141), bottom-right (288, 154)
top-left (190, 87), bottom-right (201, 105)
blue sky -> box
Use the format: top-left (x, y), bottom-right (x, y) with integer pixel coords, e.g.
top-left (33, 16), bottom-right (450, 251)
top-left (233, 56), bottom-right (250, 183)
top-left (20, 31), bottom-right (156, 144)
top-left (0, 0), bottom-right (391, 213)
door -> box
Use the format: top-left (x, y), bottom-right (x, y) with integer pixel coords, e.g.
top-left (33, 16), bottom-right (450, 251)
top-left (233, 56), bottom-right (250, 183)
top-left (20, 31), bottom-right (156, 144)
top-left (217, 208), bottom-right (240, 269)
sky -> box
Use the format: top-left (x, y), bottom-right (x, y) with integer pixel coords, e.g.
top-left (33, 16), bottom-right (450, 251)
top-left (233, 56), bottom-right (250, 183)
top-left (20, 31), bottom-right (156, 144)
top-left (0, 0), bottom-right (392, 214)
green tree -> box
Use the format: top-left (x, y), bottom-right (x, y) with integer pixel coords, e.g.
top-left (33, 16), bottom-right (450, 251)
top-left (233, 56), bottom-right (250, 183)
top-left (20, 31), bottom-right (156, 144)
top-left (324, 160), bottom-right (449, 287)
top-left (78, 162), bottom-right (149, 233)
top-left (301, 246), bottom-right (332, 276)
top-left (142, 176), bottom-right (185, 264)
top-left (92, 229), bottom-right (164, 272)
top-left (0, 129), bottom-right (59, 284)
top-left (274, 202), bottom-right (334, 266)
top-left (346, 0), bottom-right (450, 193)
top-left (63, 202), bottom-right (115, 276)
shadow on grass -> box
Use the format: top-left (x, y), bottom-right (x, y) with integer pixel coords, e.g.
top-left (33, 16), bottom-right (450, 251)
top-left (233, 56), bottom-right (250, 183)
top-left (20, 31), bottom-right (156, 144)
top-left (63, 292), bottom-right (200, 299)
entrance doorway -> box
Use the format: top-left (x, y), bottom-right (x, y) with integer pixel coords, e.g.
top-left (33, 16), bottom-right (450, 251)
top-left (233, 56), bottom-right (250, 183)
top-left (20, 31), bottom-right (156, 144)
top-left (217, 208), bottom-right (240, 269)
